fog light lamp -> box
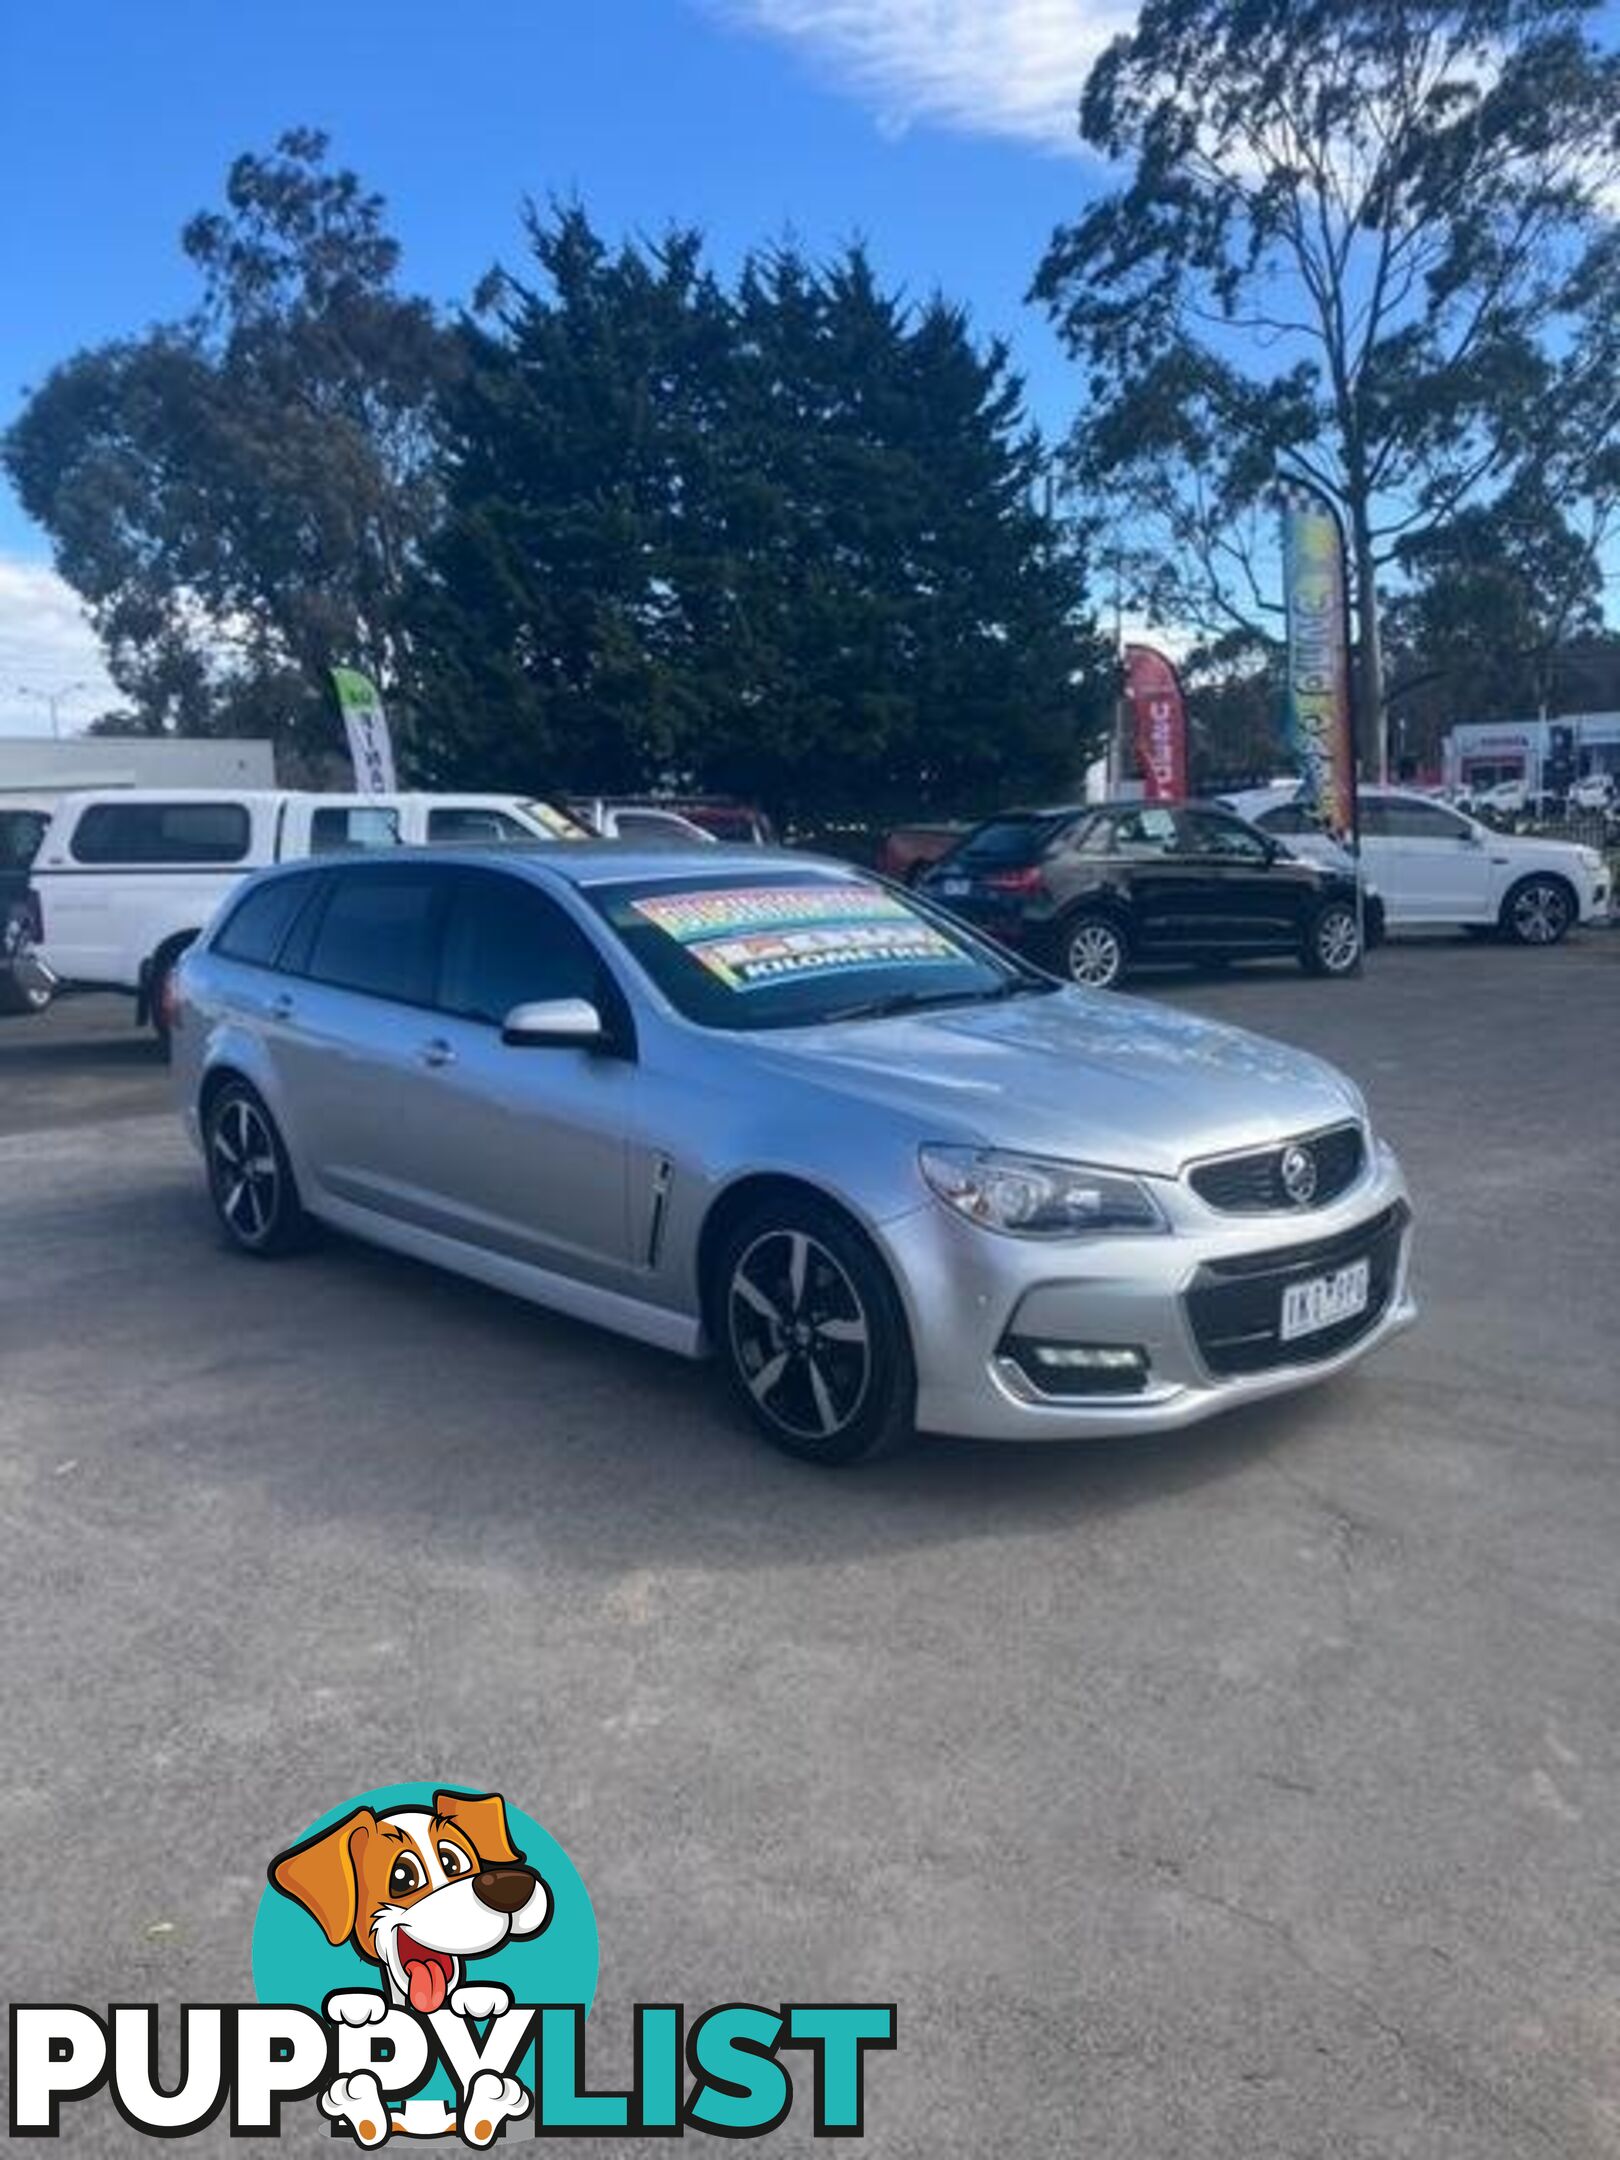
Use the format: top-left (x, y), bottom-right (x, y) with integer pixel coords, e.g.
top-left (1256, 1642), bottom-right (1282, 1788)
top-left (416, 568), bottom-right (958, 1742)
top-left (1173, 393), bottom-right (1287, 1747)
top-left (1001, 1337), bottom-right (1151, 1398)
top-left (1030, 1344), bottom-right (1145, 1371)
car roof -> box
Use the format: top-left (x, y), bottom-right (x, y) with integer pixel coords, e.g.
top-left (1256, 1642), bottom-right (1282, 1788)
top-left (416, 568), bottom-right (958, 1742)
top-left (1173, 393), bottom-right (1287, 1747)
top-left (251, 842), bottom-right (852, 888)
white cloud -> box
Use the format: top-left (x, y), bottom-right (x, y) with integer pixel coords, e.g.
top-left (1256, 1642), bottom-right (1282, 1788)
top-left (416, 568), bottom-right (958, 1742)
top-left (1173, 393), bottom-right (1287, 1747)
top-left (0, 556), bottom-right (119, 736)
top-left (707, 0), bottom-right (1137, 151)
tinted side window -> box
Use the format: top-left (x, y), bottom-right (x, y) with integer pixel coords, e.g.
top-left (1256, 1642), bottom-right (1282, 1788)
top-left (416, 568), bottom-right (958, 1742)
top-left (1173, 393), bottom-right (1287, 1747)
top-left (1358, 798), bottom-right (1393, 837)
top-left (1382, 798), bottom-right (1470, 840)
top-left (437, 871), bottom-right (602, 1025)
top-left (305, 867), bottom-right (446, 1005)
top-left (71, 801), bottom-right (251, 865)
top-left (309, 806), bottom-right (401, 853)
top-left (213, 877), bottom-right (313, 968)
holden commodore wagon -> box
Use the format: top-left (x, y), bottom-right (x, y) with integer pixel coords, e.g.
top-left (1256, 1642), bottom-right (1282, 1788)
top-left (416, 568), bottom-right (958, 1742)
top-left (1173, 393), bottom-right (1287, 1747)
top-left (172, 846), bottom-right (1415, 1463)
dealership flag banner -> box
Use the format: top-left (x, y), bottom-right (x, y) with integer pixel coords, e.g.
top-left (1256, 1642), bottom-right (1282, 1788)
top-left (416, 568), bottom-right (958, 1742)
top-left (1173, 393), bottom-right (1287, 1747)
top-left (330, 666), bottom-right (397, 795)
top-left (1123, 643), bottom-right (1189, 802)
top-left (1279, 479), bottom-right (1356, 847)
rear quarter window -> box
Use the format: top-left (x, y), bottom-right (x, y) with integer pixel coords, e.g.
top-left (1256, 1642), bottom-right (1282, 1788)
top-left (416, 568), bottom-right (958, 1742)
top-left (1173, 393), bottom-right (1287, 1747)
top-left (212, 877), bottom-right (315, 969)
top-left (70, 801), bottom-right (251, 865)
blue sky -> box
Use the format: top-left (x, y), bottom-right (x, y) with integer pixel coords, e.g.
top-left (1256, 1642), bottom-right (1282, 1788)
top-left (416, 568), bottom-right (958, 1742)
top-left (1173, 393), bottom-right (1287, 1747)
top-left (0, 0), bottom-right (1128, 724)
top-left (2, 1), bottom-right (1615, 730)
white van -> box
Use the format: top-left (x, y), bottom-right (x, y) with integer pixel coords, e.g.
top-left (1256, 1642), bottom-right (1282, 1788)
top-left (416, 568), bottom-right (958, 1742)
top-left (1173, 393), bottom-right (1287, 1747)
top-left (29, 789), bottom-right (586, 1036)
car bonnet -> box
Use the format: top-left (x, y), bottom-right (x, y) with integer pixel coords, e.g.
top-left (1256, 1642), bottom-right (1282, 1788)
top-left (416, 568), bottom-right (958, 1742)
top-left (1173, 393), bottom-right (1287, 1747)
top-left (746, 989), bottom-right (1363, 1178)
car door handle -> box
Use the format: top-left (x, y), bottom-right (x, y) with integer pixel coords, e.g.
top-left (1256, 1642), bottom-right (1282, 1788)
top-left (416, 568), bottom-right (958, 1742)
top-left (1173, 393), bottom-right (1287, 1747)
top-left (269, 992), bottom-right (295, 1021)
top-left (418, 1037), bottom-right (456, 1070)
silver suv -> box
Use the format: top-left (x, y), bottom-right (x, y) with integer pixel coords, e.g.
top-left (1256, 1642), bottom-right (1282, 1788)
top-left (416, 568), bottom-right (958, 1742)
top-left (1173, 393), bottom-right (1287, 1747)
top-left (172, 847), bottom-right (1415, 1463)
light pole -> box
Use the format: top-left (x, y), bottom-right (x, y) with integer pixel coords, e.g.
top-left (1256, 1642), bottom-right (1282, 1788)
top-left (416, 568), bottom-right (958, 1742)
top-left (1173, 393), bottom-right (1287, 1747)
top-left (10, 680), bottom-right (92, 737)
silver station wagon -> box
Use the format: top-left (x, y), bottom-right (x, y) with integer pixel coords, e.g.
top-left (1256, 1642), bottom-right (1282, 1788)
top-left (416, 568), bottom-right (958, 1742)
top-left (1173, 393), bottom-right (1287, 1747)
top-left (172, 846), bottom-right (1416, 1464)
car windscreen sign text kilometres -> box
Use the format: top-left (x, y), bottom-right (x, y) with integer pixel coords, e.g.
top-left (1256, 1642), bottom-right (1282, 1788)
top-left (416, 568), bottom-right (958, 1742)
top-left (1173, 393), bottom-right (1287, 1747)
top-left (631, 883), bottom-right (959, 992)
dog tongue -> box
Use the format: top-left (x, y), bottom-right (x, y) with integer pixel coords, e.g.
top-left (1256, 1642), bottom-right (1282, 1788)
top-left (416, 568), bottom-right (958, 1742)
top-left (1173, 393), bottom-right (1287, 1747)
top-left (406, 1959), bottom-right (447, 2015)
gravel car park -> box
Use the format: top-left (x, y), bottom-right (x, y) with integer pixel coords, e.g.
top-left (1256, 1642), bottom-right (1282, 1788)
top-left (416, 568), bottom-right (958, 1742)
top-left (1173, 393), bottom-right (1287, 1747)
top-left (3, 935), bottom-right (1616, 2157)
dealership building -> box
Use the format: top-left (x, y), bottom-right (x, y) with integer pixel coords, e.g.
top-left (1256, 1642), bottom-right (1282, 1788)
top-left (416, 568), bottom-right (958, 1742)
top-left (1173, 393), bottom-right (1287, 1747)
top-left (1440, 711), bottom-right (1620, 794)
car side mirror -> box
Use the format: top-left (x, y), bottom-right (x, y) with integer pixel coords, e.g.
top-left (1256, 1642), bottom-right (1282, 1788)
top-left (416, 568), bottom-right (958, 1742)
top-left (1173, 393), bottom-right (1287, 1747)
top-left (501, 996), bottom-right (606, 1049)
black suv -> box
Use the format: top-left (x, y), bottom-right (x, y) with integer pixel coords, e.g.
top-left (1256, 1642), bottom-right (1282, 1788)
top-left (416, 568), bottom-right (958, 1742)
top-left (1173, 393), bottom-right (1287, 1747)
top-left (918, 801), bottom-right (1371, 989)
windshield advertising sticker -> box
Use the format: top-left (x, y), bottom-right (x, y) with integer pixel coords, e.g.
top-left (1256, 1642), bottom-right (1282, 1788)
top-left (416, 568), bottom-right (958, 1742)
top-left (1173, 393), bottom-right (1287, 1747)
top-left (632, 884), bottom-right (958, 990)
top-left (9, 1782), bottom-right (896, 2145)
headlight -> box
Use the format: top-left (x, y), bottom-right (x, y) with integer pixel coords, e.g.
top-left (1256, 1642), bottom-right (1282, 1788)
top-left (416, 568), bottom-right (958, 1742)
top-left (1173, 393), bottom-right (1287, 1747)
top-left (1579, 848), bottom-right (1604, 873)
top-left (919, 1145), bottom-right (1167, 1238)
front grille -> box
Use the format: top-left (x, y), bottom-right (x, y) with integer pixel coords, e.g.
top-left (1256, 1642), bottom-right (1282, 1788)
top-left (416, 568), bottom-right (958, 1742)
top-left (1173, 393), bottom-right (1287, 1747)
top-left (1189, 1123), bottom-right (1365, 1213)
top-left (1185, 1202), bottom-right (1409, 1377)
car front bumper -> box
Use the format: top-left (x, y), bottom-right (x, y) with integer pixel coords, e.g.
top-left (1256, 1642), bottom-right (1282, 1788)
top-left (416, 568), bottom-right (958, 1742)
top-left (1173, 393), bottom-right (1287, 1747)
top-left (878, 1140), bottom-right (1416, 1441)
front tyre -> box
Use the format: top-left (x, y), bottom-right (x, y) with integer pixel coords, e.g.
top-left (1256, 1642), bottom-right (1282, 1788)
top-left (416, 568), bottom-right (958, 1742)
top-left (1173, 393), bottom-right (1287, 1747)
top-left (204, 1081), bottom-right (309, 1257)
top-left (1301, 899), bottom-right (1362, 977)
top-left (714, 1196), bottom-right (914, 1464)
top-left (1501, 875), bottom-right (1574, 947)
top-left (1059, 909), bottom-right (1129, 990)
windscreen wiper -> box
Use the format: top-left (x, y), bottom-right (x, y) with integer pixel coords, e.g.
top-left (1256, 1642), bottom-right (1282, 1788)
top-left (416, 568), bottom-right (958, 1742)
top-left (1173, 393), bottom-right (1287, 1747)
top-left (821, 979), bottom-right (1050, 1024)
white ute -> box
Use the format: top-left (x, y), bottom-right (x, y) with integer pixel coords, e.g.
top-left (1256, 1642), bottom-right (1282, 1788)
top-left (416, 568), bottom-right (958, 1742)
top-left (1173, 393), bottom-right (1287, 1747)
top-left (28, 789), bottom-right (585, 1037)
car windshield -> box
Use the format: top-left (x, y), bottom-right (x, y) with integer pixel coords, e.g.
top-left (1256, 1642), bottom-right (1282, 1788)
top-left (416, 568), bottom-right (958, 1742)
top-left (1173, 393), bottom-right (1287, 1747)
top-left (590, 868), bottom-right (1045, 1031)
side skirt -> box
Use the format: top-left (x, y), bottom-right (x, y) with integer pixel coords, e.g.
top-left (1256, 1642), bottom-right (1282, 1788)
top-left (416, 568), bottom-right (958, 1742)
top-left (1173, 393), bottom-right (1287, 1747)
top-left (310, 1193), bottom-right (707, 1360)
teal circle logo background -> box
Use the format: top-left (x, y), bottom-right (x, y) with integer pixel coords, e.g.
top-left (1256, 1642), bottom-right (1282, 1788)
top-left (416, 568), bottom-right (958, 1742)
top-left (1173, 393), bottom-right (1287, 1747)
top-left (252, 1782), bottom-right (597, 2107)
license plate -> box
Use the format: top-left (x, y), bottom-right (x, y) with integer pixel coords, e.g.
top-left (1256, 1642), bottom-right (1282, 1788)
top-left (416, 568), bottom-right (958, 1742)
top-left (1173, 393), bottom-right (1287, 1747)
top-left (1279, 1258), bottom-right (1370, 1342)
top-left (938, 877), bottom-right (970, 897)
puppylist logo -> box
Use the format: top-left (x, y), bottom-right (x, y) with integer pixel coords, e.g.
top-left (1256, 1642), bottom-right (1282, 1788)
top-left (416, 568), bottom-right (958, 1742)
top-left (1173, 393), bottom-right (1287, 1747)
top-left (10, 1782), bottom-right (896, 2144)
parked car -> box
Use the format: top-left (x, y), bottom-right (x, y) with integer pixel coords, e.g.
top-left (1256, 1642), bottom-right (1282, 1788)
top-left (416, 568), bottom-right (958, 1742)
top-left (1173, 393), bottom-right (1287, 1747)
top-left (918, 801), bottom-right (1369, 989)
top-left (567, 798), bottom-right (720, 846)
top-left (877, 821), bottom-right (975, 885)
top-left (28, 788), bottom-right (586, 1039)
top-left (172, 845), bottom-right (1415, 1464)
top-left (658, 798), bottom-right (776, 845)
top-left (1469, 777), bottom-right (1527, 818)
top-left (1569, 771), bottom-right (1617, 813)
top-left (1216, 785), bottom-right (1385, 942)
top-left (0, 796), bottom-right (55, 1015)
top-left (1356, 786), bottom-right (1610, 941)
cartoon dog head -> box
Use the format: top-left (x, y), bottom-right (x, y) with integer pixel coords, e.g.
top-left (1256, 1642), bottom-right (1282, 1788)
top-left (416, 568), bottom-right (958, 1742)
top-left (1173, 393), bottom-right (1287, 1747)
top-left (270, 1790), bottom-right (552, 2014)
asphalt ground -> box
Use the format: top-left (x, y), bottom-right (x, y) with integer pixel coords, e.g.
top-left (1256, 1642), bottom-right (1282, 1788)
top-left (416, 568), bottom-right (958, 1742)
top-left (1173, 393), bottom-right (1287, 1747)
top-left (2, 933), bottom-right (1618, 2157)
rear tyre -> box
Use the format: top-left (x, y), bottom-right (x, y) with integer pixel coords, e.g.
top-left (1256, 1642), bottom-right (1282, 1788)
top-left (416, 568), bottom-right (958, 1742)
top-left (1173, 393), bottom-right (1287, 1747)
top-left (204, 1080), bottom-right (309, 1258)
top-left (712, 1195), bottom-right (914, 1465)
top-left (1301, 899), bottom-right (1362, 977)
top-left (1059, 910), bottom-right (1129, 991)
top-left (1501, 875), bottom-right (1574, 947)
